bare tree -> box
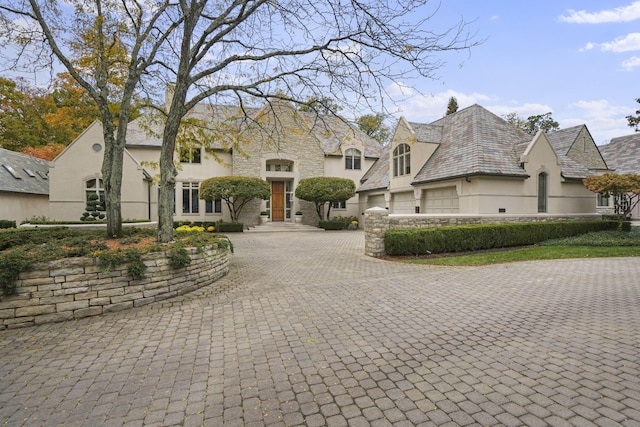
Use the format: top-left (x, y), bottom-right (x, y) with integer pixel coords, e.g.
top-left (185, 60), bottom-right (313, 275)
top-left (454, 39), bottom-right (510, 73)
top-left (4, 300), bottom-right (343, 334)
top-left (152, 0), bottom-right (479, 242)
top-left (2, 0), bottom-right (479, 243)
top-left (0, 0), bottom-right (180, 238)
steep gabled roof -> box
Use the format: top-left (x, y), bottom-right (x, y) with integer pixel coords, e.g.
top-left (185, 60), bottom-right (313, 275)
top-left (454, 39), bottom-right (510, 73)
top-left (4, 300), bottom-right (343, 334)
top-left (412, 105), bottom-right (531, 184)
top-left (546, 125), bottom-right (606, 178)
top-left (409, 122), bottom-right (443, 144)
top-left (600, 133), bottom-right (640, 173)
top-left (0, 148), bottom-right (50, 195)
top-left (546, 125), bottom-right (582, 155)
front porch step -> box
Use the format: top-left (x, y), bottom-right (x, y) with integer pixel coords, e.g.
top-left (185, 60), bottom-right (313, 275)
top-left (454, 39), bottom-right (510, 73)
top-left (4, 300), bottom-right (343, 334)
top-left (246, 221), bottom-right (324, 233)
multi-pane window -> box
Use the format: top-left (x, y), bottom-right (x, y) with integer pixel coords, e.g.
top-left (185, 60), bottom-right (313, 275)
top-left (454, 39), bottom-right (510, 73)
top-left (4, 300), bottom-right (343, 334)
top-left (393, 144), bottom-right (411, 177)
top-left (206, 199), bottom-right (222, 214)
top-left (85, 178), bottom-right (105, 208)
top-left (332, 201), bottom-right (346, 209)
top-left (345, 148), bottom-right (361, 170)
top-left (182, 182), bottom-right (200, 214)
top-left (179, 146), bottom-right (202, 163)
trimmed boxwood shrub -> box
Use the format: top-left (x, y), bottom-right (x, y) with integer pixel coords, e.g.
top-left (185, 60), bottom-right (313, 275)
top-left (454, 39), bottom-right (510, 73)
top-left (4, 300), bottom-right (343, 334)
top-left (319, 219), bottom-right (345, 230)
top-left (216, 222), bottom-right (244, 232)
top-left (384, 221), bottom-right (619, 256)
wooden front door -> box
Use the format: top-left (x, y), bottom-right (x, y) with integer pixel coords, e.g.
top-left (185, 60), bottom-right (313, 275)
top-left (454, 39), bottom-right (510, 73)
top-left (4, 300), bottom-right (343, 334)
top-left (271, 181), bottom-right (285, 221)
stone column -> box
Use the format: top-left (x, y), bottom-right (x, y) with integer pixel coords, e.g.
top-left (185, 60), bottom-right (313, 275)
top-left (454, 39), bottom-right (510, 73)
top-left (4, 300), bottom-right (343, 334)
top-left (364, 206), bottom-right (390, 257)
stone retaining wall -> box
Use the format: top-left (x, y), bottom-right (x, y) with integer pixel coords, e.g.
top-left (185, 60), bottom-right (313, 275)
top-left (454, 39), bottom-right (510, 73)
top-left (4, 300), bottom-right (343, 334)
top-left (364, 207), bottom-right (602, 257)
top-left (0, 246), bottom-right (230, 329)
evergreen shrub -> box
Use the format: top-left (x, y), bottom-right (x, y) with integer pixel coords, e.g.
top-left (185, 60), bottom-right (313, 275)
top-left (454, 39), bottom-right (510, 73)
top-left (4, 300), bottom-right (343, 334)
top-left (384, 221), bottom-right (619, 256)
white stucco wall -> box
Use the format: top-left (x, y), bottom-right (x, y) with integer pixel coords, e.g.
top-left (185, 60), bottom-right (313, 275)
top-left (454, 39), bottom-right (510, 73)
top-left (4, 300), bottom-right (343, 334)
top-left (0, 192), bottom-right (49, 224)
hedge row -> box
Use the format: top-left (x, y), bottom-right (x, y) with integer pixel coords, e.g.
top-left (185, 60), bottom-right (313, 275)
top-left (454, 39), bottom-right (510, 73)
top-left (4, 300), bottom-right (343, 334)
top-left (384, 221), bottom-right (619, 256)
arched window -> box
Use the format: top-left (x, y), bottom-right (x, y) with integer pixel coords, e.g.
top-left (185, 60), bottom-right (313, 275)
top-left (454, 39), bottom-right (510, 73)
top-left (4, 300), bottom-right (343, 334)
top-left (345, 148), bottom-right (361, 170)
top-left (538, 172), bottom-right (548, 213)
top-left (393, 144), bottom-right (411, 177)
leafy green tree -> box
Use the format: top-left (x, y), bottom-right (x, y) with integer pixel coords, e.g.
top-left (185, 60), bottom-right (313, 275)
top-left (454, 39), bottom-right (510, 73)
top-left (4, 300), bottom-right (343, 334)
top-left (583, 173), bottom-right (640, 222)
top-left (200, 176), bottom-right (271, 223)
top-left (504, 112), bottom-right (559, 135)
top-left (295, 177), bottom-right (356, 219)
top-left (357, 113), bottom-right (390, 145)
top-left (446, 96), bottom-right (458, 115)
top-left (626, 98), bottom-right (640, 131)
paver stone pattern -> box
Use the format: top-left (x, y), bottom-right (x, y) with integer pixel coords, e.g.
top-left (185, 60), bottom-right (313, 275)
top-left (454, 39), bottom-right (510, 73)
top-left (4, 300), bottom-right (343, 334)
top-left (1, 230), bottom-right (639, 426)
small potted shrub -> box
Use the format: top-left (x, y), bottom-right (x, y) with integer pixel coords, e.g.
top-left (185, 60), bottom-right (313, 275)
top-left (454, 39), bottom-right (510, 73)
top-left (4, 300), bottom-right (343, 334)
top-left (294, 211), bottom-right (303, 223)
top-left (260, 211), bottom-right (269, 224)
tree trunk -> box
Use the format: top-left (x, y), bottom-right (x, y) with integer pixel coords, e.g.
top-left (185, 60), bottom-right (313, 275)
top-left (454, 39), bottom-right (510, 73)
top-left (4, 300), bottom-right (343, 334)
top-left (100, 120), bottom-right (124, 238)
top-left (157, 86), bottom-right (188, 243)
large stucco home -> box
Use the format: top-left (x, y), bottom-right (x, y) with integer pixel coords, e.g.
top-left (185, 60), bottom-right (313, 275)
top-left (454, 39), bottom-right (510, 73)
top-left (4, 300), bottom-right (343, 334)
top-left (357, 105), bottom-right (612, 217)
top-left (48, 99), bottom-right (382, 226)
top-left (4, 101), bottom-right (638, 227)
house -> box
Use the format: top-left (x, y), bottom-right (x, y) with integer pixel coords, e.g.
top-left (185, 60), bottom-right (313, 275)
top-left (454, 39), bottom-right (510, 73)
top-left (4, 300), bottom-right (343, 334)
top-left (358, 104), bottom-right (609, 216)
top-left (599, 133), bottom-right (640, 219)
top-left (0, 147), bottom-right (50, 224)
top-left (48, 99), bottom-right (382, 225)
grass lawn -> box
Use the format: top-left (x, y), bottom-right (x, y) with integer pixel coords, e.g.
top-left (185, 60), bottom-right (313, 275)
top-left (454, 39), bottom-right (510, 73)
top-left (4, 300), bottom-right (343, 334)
top-left (398, 227), bottom-right (640, 266)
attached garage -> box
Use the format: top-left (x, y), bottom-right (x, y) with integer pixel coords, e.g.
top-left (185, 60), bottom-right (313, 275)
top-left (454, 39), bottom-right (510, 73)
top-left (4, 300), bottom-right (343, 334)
top-left (423, 187), bottom-right (459, 213)
top-left (391, 191), bottom-right (415, 214)
top-left (367, 194), bottom-right (386, 209)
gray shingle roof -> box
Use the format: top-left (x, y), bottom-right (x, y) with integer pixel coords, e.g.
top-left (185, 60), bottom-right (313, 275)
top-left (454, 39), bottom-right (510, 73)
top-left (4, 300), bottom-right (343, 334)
top-left (125, 103), bottom-right (382, 159)
top-left (546, 125), bottom-right (582, 155)
top-left (412, 105), bottom-right (531, 184)
top-left (600, 133), bottom-right (640, 173)
top-left (0, 148), bottom-right (50, 195)
top-left (357, 154), bottom-right (390, 192)
top-left (546, 125), bottom-right (598, 179)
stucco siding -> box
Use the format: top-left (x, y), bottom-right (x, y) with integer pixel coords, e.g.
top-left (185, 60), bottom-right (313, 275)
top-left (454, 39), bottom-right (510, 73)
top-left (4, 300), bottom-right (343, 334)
top-left (0, 192), bottom-right (49, 223)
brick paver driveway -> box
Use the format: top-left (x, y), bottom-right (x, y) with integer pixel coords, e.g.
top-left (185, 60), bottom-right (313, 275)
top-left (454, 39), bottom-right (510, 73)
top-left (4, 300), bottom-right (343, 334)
top-left (1, 230), bottom-right (639, 427)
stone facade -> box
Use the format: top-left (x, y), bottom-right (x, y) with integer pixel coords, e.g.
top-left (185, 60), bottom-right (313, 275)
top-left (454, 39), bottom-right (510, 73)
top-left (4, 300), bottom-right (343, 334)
top-left (363, 207), bottom-right (603, 257)
top-left (0, 245), bottom-right (230, 329)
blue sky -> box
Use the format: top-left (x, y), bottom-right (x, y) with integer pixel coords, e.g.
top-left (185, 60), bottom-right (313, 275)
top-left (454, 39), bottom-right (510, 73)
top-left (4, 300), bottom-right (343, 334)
top-left (387, 1), bottom-right (640, 145)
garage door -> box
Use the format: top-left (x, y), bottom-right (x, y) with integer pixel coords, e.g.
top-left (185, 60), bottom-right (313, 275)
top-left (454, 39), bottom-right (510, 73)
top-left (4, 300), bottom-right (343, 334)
top-left (367, 194), bottom-right (386, 209)
top-left (424, 187), bottom-right (459, 213)
top-left (392, 191), bottom-right (415, 214)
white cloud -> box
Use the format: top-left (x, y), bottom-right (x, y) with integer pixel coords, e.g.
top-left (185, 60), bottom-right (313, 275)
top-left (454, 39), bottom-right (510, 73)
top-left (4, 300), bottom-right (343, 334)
top-left (581, 33), bottom-right (640, 53)
top-left (621, 55), bottom-right (640, 70)
top-left (389, 88), bottom-right (495, 122)
top-left (485, 103), bottom-right (554, 119)
top-left (560, 1), bottom-right (640, 24)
